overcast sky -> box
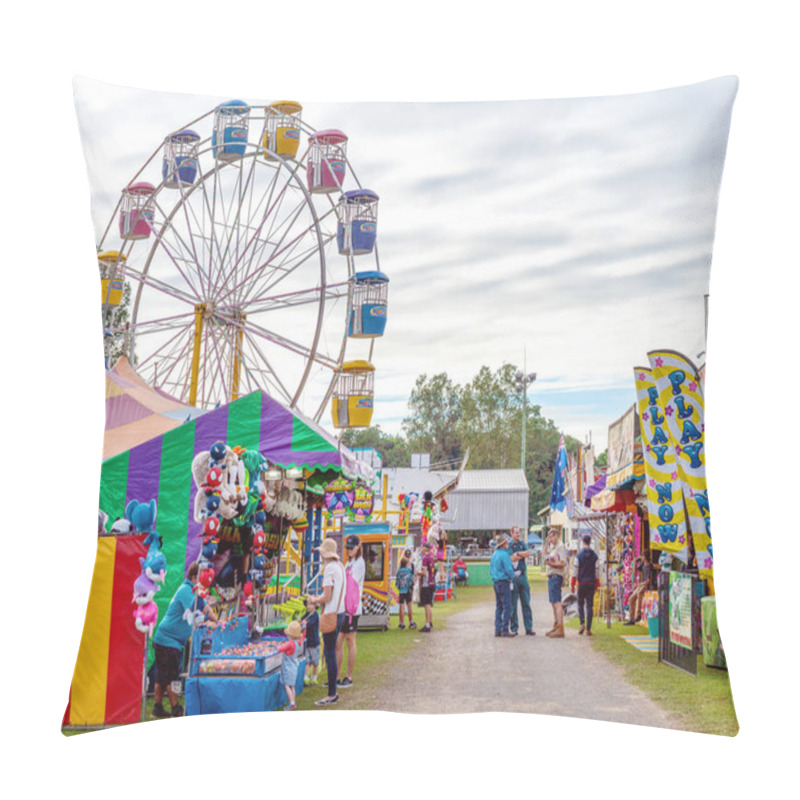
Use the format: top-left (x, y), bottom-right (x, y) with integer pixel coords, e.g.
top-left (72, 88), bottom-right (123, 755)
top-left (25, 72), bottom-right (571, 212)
top-left (74, 76), bottom-right (736, 453)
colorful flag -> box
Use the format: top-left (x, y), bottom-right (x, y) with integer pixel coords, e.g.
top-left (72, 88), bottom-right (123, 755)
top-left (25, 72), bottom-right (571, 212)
top-left (647, 350), bottom-right (712, 579)
top-left (550, 434), bottom-right (568, 512)
top-left (634, 367), bottom-right (689, 560)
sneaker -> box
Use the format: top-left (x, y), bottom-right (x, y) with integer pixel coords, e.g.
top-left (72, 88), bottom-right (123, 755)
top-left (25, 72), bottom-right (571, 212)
top-left (421, 625), bottom-right (432, 633)
top-left (578, 625), bottom-right (585, 635)
top-left (501, 632), bottom-right (514, 638)
top-left (398, 624), bottom-right (406, 630)
top-left (315, 694), bottom-right (339, 706)
top-left (409, 622), bottom-right (418, 629)
top-left (286, 702), bottom-right (297, 710)
top-left (623, 620), bottom-right (635, 626)
top-left (337, 677), bottom-right (353, 688)
top-left (525, 630), bottom-right (536, 636)
top-left (586, 630), bottom-right (593, 637)
top-left (152, 704), bottom-right (168, 719)
top-left (495, 632), bottom-right (501, 637)
top-left (171, 704), bottom-right (184, 717)
top-left (508, 631), bottom-right (519, 637)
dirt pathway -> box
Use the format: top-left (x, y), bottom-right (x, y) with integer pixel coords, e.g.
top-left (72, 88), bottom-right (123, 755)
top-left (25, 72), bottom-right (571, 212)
top-left (366, 587), bottom-right (678, 729)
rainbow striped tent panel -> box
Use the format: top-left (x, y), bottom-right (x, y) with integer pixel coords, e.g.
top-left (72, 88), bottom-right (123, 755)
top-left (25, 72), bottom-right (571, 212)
top-left (63, 535), bottom-right (148, 727)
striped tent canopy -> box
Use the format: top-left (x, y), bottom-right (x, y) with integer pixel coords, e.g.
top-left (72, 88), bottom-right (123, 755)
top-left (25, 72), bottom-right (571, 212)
top-left (104, 356), bottom-right (205, 460)
top-left (100, 389), bottom-right (371, 578)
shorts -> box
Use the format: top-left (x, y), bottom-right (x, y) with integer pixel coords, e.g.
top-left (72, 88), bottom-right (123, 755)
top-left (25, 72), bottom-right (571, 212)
top-left (306, 645), bottom-right (320, 666)
top-left (398, 591), bottom-right (412, 604)
top-left (154, 643), bottom-right (182, 686)
top-left (548, 574), bottom-right (564, 604)
top-left (419, 586), bottom-right (435, 607)
top-left (341, 615), bottom-right (360, 634)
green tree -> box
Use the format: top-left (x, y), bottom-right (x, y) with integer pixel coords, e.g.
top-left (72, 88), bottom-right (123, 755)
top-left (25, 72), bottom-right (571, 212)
top-left (402, 373), bottom-right (462, 466)
top-left (400, 363), bottom-right (581, 527)
top-left (595, 449), bottom-right (608, 468)
top-left (340, 425), bottom-right (411, 468)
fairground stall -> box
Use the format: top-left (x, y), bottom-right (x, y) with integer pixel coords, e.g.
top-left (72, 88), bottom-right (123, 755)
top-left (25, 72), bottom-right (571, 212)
top-left (64, 389), bottom-right (374, 728)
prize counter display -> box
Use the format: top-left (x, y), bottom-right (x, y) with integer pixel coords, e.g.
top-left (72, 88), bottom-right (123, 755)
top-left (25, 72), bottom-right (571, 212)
top-left (185, 617), bottom-right (305, 715)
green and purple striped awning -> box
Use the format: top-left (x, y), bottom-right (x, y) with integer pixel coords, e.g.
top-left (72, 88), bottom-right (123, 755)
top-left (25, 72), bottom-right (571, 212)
top-left (99, 390), bottom-right (368, 617)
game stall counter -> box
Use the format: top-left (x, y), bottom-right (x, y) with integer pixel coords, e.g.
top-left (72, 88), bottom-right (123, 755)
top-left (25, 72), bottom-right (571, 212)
top-left (185, 617), bottom-right (305, 715)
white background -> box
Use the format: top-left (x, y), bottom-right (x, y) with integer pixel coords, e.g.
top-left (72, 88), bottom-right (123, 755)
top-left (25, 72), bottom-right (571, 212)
top-left (3, 1), bottom-right (796, 796)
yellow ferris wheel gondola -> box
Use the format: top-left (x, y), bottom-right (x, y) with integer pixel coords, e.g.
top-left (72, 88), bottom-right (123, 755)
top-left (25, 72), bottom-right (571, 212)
top-left (98, 250), bottom-right (126, 308)
top-left (263, 101), bottom-right (303, 160)
top-left (331, 360), bottom-right (375, 428)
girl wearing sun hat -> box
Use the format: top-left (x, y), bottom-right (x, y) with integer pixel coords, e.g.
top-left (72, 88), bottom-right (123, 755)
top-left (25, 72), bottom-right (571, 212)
top-left (277, 620), bottom-right (305, 710)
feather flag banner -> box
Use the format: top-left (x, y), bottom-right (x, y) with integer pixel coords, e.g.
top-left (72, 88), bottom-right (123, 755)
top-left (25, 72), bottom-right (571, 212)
top-left (634, 367), bottom-right (689, 560)
top-left (550, 434), bottom-right (568, 512)
top-left (647, 350), bottom-right (712, 578)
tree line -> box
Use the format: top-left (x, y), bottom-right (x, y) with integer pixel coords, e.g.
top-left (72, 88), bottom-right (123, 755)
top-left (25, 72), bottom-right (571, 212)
top-left (342, 363), bottom-right (583, 523)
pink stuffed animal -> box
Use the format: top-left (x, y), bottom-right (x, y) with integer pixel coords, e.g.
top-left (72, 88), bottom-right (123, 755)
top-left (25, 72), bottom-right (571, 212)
top-left (134, 599), bottom-right (159, 636)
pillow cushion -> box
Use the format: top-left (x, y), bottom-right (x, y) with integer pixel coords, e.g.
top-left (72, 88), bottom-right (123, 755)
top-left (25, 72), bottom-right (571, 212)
top-left (64, 76), bottom-right (738, 734)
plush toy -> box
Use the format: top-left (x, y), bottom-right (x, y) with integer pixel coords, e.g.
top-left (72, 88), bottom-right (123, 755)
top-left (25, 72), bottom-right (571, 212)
top-left (133, 599), bottom-right (159, 636)
top-left (98, 509), bottom-right (109, 534)
top-left (141, 550), bottom-right (167, 584)
top-left (209, 440), bottom-right (227, 467)
top-left (133, 571), bottom-right (160, 604)
top-left (125, 499), bottom-right (157, 533)
top-left (203, 515), bottom-right (221, 539)
top-left (201, 537), bottom-right (219, 562)
top-left (203, 466), bottom-right (224, 494)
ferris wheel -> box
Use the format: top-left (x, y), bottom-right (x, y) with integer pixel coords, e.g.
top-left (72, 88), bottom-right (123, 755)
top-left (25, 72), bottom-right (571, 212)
top-left (97, 100), bottom-right (388, 425)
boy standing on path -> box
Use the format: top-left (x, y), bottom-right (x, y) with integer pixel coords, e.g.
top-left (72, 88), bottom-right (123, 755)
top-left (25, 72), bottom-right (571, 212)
top-left (509, 525), bottom-right (534, 636)
top-left (490, 533), bottom-right (516, 637)
top-left (418, 541), bottom-right (437, 632)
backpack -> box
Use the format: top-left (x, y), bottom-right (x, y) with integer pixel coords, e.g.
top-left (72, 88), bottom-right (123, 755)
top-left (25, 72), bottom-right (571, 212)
top-left (396, 567), bottom-right (413, 593)
top-left (344, 562), bottom-right (361, 620)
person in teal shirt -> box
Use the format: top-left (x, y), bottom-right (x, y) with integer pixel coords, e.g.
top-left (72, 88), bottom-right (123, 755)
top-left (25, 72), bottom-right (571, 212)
top-left (508, 526), bottom-right (535, 636)
top-left (152, 562), bottom-right (217, 718)
top-left (490, 533), bottom-right (516, 637)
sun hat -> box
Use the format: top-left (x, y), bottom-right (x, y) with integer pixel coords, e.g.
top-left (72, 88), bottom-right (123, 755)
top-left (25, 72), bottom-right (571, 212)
top-left (315, 538), bottom-right (339, 560)
top-left (495, 533), bottom-right (510, 547)
top-left (285, 620), bottom-right (302, 639)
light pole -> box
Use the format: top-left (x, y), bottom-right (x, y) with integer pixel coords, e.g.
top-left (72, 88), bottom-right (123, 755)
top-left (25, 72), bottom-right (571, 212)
top-left (515, 367), bottom-right (537, 471)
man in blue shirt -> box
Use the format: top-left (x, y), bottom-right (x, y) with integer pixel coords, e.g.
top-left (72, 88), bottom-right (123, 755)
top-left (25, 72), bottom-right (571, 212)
top-left (490, 533), bottom-right (516, 637)
top-left (152, 562), bottom-right (217, 718)
top-left (508, 526), bottom-right (535, 636)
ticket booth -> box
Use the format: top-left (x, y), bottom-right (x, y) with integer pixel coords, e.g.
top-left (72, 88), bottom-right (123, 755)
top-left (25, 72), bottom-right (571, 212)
top-left (343, 522), bottom-right (391, 631)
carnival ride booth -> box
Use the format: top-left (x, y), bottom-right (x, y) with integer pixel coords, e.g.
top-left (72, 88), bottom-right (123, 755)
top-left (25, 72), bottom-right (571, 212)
top-left (307, 129), bottom-right (348, 193)
top-left (337, 190), bottom-right (379, 256)
top-left (263, 101), bottom-right (303, 160)
top-left (343, 522), bottom-right (391, 630)
top-left (212, 100), bottom-right (250, 162)
top-left (348, 271), bottom-right (389, 338)
top-left (119, 182), bottom-right (155, 240)
top-left (331, 361), bottom-right (374, 428)
top-left (99, 251), bottom-right (125, 309)
top-left (162, 129), bottom-right (200, 188)
top-left (185, 616), bottom-right (305, 715)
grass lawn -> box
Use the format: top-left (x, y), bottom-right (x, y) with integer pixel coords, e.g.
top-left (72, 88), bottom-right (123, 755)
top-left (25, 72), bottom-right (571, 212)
top-left (563, 610), bottom-right (739, 736)
top-left (296, 584), bottom-right (495, 711)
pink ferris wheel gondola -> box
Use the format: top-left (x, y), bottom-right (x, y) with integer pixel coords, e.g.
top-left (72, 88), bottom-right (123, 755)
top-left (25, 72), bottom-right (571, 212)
top-left (119, 182), bottom-right (156, 240)
top-left (306, 129), bottom-right (348, 194)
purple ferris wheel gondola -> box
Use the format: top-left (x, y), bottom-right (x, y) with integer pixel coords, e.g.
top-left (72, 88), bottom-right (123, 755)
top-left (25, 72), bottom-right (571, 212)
top-left (162, 129), bottom-right (200, 188)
